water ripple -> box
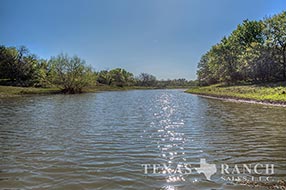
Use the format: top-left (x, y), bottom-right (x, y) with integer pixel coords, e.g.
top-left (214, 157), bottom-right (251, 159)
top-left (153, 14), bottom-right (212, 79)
top-left (0, 90), bottom-right (285, 189)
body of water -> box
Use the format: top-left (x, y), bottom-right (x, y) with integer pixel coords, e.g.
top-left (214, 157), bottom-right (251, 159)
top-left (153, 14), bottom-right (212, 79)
top-left (0, 90), bottom-right (286, 189)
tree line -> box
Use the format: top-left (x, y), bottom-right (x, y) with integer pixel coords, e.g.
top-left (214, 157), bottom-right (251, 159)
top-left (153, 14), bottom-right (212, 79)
top-left (0, 46), bottom-right (195, 93)
top-left (197, 11), bottom-right (286, 86)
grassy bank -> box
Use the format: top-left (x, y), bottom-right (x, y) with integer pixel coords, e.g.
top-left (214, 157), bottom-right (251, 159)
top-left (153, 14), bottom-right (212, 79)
top-left (0, 85), bottom-right (144, 97)
top-left (0, 85), bottom-right (178, 98)
top-left (0, 86), bottom-right (61, 97)
top-left (186, 82), bottom-right (286, 104)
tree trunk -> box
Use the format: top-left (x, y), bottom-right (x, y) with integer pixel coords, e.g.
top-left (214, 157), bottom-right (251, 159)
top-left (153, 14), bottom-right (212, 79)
top-left (283, 47), bottom-right (286, 81)
top-left (283, 63), bottom-right (286, 81)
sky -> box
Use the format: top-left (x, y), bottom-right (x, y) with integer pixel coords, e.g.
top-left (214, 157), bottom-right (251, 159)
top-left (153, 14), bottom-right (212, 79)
top-left (1, 0), bottom-right (286, 80)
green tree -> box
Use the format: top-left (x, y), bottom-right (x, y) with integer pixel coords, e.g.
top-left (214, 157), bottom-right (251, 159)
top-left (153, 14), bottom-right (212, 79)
top-left (137, 73), bottom-right (157, 86)
top-left (108, 68), bottom-right (135, 87)
top-left (0, 45), bottom-right (38, 86)
top-left (197, 52), bottom-right (218, 85)
top-left (96, 68), bottom-right (135, 87)
top-left (196, 12), bottom-right (286, 85)
top-left (48, 53), bottom-right (93, 93)
top-left (96, 70), bottom-right (112, 85)
top-left (264, 11), bottom-right (286, 80)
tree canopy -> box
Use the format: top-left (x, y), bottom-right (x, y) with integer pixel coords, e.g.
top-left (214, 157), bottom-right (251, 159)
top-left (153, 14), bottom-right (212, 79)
top-left (0, 46), bottom-right (194, 92)
top-left (48, 54), bottom-right (95, 93)
top-left (197, 11), bottom-right (286, 86)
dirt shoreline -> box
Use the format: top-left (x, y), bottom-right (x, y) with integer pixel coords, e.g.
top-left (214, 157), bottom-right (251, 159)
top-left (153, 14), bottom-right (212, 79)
top-left (186, 92), bottom-right (286, 107)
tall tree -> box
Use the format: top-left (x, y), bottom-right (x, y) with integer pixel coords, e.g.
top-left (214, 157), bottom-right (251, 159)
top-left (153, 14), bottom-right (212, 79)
top-left (0, 45), bottom-right (38, 86)
top-left (48, 54), bottom-right (93, 93)
top-left (264, 11), bottom-right (286, 80)
top-left (196, 11), bottom-right (286, 85)
top-left (137, 73), bottom-right (157, 87)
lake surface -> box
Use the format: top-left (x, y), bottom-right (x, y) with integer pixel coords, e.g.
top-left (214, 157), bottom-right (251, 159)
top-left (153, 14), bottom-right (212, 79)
top-left (0, 89), bottom-right (286, 190)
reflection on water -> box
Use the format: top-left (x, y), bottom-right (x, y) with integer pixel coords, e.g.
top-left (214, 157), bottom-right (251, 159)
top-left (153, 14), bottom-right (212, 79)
top-left (0, 90), bottom-right (286, 190)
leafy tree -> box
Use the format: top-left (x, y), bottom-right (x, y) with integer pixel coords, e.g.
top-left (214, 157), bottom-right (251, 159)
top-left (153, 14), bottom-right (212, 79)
top-left (196, 11), bottom-right (286, 85)
top-left (33, 59), bottom-right (50, 87)
top-left (264, 11), bottom-right (286, 80)
top-left (136, 73), bottom-right (157, 87)
top-left (0, 45), bottom-right (38, 86)
top-left (96, 68), bottom-right (135, 87)
top-left (108, 68), bottom-right (135, 87)
top-left (48, 53), bottom-right (93, 93)
top-left (231, 20), bottom-right (265, 48)
top-left (197, 52), bottom-right (218, 85)
top-left (96, 70), bottom-right (112, 85)
top-left (156, 78), bottom-right (194, 87)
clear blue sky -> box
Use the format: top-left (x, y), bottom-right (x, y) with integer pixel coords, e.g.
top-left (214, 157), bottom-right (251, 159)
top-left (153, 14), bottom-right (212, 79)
top-left (1, 0), bottom-right (285, 80)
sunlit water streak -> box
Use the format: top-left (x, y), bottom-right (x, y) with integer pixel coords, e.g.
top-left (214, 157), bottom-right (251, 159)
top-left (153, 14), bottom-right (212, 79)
top-left (0, 89), bottom-right (285, 190)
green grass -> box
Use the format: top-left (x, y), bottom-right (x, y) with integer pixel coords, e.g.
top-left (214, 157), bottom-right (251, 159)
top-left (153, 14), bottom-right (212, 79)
top-left (0, 85), bottom-right (160, 97)
top-left (186, 82), bottom-right (286, 104)
top-left (0, 86), bottom-right (61, 97)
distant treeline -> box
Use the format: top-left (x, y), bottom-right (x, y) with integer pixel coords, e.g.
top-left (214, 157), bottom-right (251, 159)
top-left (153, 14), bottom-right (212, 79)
top-left (197, 11), bottom-right (286, 86)
top-left (0, 46), bottom-right (195, 93)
